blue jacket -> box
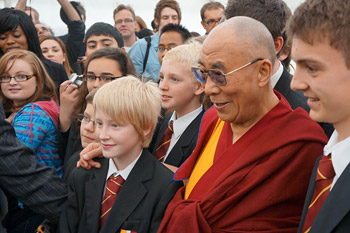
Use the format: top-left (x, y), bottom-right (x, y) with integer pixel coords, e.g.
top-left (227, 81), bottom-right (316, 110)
top-left (129, 32), bottom-right (160, 81)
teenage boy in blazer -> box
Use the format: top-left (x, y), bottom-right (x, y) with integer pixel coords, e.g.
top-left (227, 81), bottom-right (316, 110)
top-left (287, 0), bottom-right (350, 232)
top-left (150, 43), bottom-right (205, 169)
top-left (59, 76), bottom-right (182, 233)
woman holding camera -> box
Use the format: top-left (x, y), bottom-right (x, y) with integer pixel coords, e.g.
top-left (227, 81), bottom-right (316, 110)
top-left (0, 50), bottom-right (62, 233)
top-left (58, 47), bottom-right (137, 164)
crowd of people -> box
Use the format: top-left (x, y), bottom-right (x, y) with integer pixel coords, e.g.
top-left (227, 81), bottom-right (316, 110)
top-left (0, 0), bottom-right (348, 232)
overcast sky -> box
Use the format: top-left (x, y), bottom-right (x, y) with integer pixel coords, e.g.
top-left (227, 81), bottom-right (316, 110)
top-left (1, 0), bottom-right (305, 36)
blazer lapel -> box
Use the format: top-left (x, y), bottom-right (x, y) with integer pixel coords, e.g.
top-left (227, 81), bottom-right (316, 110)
top-left (152, 115), bottom-right (171, 155)
top-left (311, 163), bottom-right (350, 233)
top-left (100, 150), bottom-right (153, 233)
top-left (165, 110), bottom-right (204, 166)
top-left (84, 159), bottom-right (109, 232)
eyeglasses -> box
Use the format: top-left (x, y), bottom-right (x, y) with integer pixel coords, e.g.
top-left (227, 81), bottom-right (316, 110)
top-left (84, 75), bottom-right (122, 82)
top-left (0, 74), bottom-right (35, 83)
top-left (191, 58), bottom-right (263, 86)
top-left (115, 18), bottom-right (134, 25)
top-left (78, 114), bottom-right (95, 126)
top-left (203, 18), bottom-right (222, 26)
top-left (157, 46), bottom-right (176, 52)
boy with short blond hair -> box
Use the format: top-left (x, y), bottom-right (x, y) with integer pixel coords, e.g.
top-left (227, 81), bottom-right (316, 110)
top-left (150, 43), bottom-right (205, 168)
top-left (59, 76), bottom-right (182, 233)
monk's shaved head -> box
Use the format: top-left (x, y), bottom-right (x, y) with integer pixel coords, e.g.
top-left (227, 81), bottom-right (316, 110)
top-left (205, 16), bottom-right (276, 68)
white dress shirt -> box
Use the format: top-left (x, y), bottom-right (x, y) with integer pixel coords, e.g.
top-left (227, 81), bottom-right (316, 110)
top-left (163, 105), bottom-right (203, 161)
top-left (270, 61), bottom-right (284, 88)
top-left (103, 151), bottom-right (142, 194)
top-left (323, 130), bottom-right (350, 190)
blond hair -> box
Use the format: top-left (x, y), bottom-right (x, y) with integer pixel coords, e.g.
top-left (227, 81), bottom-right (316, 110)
top-left (93, 76), bottom-right (161, 147)
top-left (162, 43), bottom-right (202, 82)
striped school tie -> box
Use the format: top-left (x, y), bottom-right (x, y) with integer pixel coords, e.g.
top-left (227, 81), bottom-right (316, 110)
top-left (302, 154), bottom-right (335, 233)
top-left (155, 121), bottom-right (173, 162)
top-left (100, 175), bottom-right (125, 228)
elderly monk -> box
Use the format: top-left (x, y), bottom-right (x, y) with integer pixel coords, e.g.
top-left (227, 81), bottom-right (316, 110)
top-left (157, 16), bottom-right (328, 233)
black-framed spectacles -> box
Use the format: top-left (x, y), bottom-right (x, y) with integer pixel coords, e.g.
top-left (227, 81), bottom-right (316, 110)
top-left (156, 46), bottom-right (176, 52)
top-left (0, 74), bottom-right (35, 83)
top-left (191, 58), bottom-right (263, 86)
top-left (84, 75), bottom-right (122, 82)
top-left (203, 17), bottom-right (222, 26)
top-left (77, 114), bottom-right (95, 126)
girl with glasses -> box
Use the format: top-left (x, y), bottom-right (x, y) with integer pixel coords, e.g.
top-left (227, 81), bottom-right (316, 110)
top-left (0, 50), bottom-right (61, 233)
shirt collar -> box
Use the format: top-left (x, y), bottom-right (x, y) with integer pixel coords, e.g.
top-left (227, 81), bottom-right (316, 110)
top-left (106, 150), bottom-right (142, 181)
top-left (170, 105), bottom-right (203, 140)
top-left (324, 130), bottom-right (350, 180)
top-left (270, 61), bottom-right (284, 88)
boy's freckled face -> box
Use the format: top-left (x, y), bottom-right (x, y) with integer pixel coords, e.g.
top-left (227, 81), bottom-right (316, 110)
top-left (158, 60), bottom-right (201, 117)
top-left (94, 109), bottom-right (142, 165)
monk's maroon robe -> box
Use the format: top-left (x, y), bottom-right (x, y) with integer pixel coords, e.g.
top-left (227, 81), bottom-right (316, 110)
top-left (158, 92), bottom-right (328, 233)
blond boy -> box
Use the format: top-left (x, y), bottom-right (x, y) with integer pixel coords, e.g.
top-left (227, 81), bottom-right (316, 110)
top-left (59, 76), bottom-right (182, 233)
top-left (150, 43), bottom-right (205, 168)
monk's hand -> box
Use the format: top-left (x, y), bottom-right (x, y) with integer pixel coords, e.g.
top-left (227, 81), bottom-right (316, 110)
top-left (77, 143), bottom-right (102, 169)
top-left (162, 163), bottom-right (178, 173)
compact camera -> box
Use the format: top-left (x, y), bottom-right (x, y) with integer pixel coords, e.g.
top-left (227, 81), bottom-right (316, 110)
top-left (69, 73), bottom-right (84, 87)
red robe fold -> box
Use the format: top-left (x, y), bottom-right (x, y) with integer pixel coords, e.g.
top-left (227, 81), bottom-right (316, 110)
top-left (158, 92), bottom-right (328, 233)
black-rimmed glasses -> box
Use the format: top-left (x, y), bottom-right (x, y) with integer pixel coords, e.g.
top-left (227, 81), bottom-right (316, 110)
top-left (84, 75), bottom-right (122, 82)
top-left (191, 58), bottom-right (263, 86)
top-left (156, 46), bottom-right (176, 52)
top-left (77, 114), bottom-right (95, 126)
top-left (0, 74), bottom-right (35, 83)
top-left (203, 17), bottom-right (222, 26)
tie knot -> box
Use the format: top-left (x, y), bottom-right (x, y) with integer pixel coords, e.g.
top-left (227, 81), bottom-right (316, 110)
top-left (317, 154), bottom-right (335, 181)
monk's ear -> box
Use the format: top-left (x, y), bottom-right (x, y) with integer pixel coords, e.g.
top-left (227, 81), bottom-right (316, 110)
top-left (257, 59), bottom-right (272, 87)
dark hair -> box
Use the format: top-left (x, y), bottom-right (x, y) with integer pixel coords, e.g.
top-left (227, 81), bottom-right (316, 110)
top-left (225, 0), bottom-right (291, 56)
top-left (113, 4), bottom-right (136, 20)
top-left (160, 24), bottom-right (192, 43)
top-left (154, 0), bottom-right (182, 27)
top-left (85, 22), bottom-right (124, 48)
top-left (74, 1), bottom-right (86, 20)
top-left (85, 47), bottom-right (136, 77)
top-left (287, 0), bottom-right (350, 68)
top-left (200, 1), bottom-right (225, 21)
top-left (136, 28), bottom-right (154, 39)
top-left (0, 8), bottom-right (43, 58)
top-left (151, 20), bottom-right (156, 30)
top-left (76, 47), bottom-right (137, 116)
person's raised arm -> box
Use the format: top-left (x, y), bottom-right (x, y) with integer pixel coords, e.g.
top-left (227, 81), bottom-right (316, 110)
top-left (57, 0), bottom-right (80, 21)
top-left (14, 0), bottom-right (26, 11)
